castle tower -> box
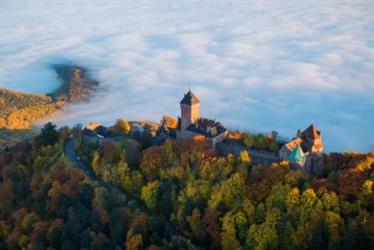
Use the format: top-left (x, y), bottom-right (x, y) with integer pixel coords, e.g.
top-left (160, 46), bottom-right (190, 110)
top-left (300, 124), bottom-right (324, 153)
top-left (180, 91), bottom-right (200, 131)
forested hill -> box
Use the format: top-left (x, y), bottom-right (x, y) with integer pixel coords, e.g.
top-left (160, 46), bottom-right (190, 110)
top-left (0, 64), bottom-right (99, 151)
top-left (0, 122), bottom-right (373, 249)
top-left (0, 64), bottom-right (98, 131)
top-left (49, 65), bottom-right (99, 103)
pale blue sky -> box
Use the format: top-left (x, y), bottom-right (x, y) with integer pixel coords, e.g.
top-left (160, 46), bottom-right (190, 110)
top-left (0, 1), bottom-right (373, 152)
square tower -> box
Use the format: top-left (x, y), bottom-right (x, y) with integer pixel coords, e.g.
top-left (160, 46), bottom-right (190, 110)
top-left (180, 91), bottom-right (200, 130)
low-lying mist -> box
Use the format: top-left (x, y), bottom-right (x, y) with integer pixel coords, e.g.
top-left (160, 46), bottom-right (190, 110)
top-left (1, 1), bottom-right (373, 152)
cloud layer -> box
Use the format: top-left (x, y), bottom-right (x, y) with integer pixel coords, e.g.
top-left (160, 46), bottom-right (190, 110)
top-left (0, 1), bottom-right (373, 152)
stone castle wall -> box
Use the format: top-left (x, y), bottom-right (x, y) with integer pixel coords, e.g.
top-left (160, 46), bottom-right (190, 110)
top-left (211, 131), bottom-right (227, 147)
top-left (180, 103), bottom-right (200, 130)
top-left (176, 129), bottom-right (197, 139)
top-left (177, 129), bottom-right (226, 147)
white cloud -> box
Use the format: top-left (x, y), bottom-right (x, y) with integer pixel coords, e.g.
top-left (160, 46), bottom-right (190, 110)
top-left (0, 0), bottom-right (373, 152)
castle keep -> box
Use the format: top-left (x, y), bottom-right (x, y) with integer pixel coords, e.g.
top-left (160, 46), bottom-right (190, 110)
top-left (176, 91), bottom-right (227, 146)
top-left (180, 91), bottom-right (200, 130)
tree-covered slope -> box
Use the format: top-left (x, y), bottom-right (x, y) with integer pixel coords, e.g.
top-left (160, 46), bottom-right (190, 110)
top-left (0, 123), bottom-right (373, 249)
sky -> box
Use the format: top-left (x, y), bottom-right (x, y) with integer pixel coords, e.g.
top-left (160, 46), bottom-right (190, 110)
top-left (0, 1), bottom-right (373, 152)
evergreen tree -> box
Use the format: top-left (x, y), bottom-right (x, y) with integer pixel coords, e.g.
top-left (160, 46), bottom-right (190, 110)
top-left (40, 122), bottom-right (59, 146)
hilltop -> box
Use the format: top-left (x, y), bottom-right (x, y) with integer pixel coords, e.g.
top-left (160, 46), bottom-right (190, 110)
top-left (0, 65), bottom-right (99, 150)
top-left (49, 65), bottom-right (99, 102)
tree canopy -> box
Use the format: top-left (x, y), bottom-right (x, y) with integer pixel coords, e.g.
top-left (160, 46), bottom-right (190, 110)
top-left (0, 123), bottom-right (373, 249)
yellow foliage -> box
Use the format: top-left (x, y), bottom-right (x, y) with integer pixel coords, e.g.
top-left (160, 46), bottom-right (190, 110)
top-left (355, 156), bottom-right (374, 172)
top-left (126, 233), bottom-right (143, 250)
top-left (86, 122), bottom-right (101, 130)
top-left (325, 211), bottom-right (344, 246)
top-left (226, 131), bottom-right (242, 140)
top-left (115, 119), bottom-right (132, 134)
top-left (0, 88), bottom-right (63, 130)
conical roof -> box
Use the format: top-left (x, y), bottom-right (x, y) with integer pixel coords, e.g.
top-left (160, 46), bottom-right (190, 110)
top-left (301, 124), bottom-right (321, 140)
top-left (288, 144), bottom-right (305, 162)
top-left (180, 91), bottom-right (200, 105)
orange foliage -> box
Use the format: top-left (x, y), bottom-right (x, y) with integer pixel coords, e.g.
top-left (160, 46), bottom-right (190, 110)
top-left (92, 233), bottom-right (110, 246)
top-left (248, 163), bottom-right (289, 202)
top-left (140, 146), bottom-right (162, 181)
top-left (328, 152), bottom-right (371, 171)
top-left (30, 221), bottom-right (49, 244)
top-left (162, 115), bottom-right (178, 129)
top-left (174, 138), bottom-right (216, 158)
top-left (96, 207), bottom-right (110, 224)
top-left (131, 212), bottom-right (148, 234)
top-left (147, 245), bottom-right (162, 250)
top-left (337, 168), bottom-right (367, 199)
top-left (310, 177), bottom-right (337, 193)
top-left (11, 208), bottom-right (29, 226)
top-left (61, 179), bottom-right (81, 197)
top-left (100, 139), bottom-right (117, 162)
top-left (192, 134), bottom-right (207, 142)
top-left (226, 131), bottom-right (242, 140)
top-left (203, 210), bottom-right (221, 247)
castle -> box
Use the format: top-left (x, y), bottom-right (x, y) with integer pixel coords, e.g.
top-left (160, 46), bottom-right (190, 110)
top-left (176, 91), bottom-right (227, 147)
top-left (279, 124), bottom-right (324, 175)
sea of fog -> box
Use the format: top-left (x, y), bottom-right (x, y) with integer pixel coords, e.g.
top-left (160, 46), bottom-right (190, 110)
top-left (0, 1), bottom-right (373, 152)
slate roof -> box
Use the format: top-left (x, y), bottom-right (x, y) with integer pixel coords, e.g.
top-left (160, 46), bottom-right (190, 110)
top-left (301, 124), bottom-right (321, 140)
top-left (185, 118), bottom-right (227, 138)
top-left (180, 91), bottom-right (200, 105)
top-left (300, 124), bottom-right (324, 152)
top-left (157, 122), bottom-right (170, 135)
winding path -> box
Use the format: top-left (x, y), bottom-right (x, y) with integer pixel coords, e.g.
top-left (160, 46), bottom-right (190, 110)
top-left (64, 139), bottom-right (148, 211)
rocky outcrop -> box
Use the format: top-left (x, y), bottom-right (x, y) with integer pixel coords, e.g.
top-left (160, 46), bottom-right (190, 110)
top-left (50, 65), bottom-right (99, 103)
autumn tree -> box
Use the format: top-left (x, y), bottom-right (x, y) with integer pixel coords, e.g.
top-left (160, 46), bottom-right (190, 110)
top-left (141, 181), bottom-right (160, 210)
top-left (115, 118), bottom-right (132, 134)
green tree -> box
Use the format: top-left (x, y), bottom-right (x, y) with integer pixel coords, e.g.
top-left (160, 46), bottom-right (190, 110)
top-left (242, 133), bottom-right (255, 148)
top-left (40, 122), bottom-right (59, 146)
top-left (92, 151), bottom-right (101, 175)
top-left (221, 211), bottom-right (242, 250)
top-left (208, 173), bottom-right (246, 210)
top-left (141, 129), bottom-right (153, 149)
top-left (309, 218), bottom-right (329, 250)
top-left (188, 208), bottom-right (205, 241)
top-left (321, 191), bottom-right (340, 213)
top-left (237, 151), bottom-right (251, 170)
top-left (161, 139), bottom-right (177, 167)
top-left (247, 209), bottom-right (280, 250)
top-left (141, 181), bottom-right (160, 210)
